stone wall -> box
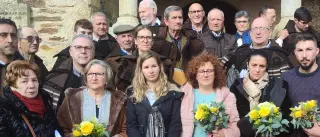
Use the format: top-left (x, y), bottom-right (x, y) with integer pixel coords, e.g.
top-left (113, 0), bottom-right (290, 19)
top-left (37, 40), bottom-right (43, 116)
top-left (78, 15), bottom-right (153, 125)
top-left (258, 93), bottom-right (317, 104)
top-left (26, 0), bottom-right (118, 70)
top-left (303, 0), bottom-right (320, 32)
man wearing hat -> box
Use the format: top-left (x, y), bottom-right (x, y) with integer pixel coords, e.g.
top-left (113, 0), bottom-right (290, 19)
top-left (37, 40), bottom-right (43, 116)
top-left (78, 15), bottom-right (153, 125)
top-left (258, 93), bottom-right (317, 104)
top-left (105, 24), bottom-right (135, 73)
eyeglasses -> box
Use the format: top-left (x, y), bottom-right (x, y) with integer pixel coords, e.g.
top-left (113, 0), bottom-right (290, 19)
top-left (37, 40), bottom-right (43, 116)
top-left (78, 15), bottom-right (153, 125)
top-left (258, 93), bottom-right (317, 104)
top-left (198, 69), bottom-right (214, 75)
top-left (137, 36), bottom-right (152, 42)
top-left (72, 45), bottom-right (94, 52)
top-left (236, 20), bottom-right (249, 24)
top-left (251, 27), bottom-right (270, 32)
top-left (20, 36), bottom-right (42, 43)
top-left (0, 32), bottom-right (17, 40)
top-left (87, 72), bottom-right (105, 78)
top-left (189, 10), bottom-right (203, 14)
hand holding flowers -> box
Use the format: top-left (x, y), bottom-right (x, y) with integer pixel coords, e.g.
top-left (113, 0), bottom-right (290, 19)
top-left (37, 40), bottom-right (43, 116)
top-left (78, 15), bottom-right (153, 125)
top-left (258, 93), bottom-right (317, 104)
top-left (246, 102), bottom-right (289, 137)
top-left (72, 119), bottom-right (109, 137)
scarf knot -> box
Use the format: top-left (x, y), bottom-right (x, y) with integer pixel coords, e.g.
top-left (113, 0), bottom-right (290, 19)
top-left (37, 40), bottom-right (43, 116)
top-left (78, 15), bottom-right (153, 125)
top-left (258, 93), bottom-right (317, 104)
top-left (243, 73), bottom-right (269, 110)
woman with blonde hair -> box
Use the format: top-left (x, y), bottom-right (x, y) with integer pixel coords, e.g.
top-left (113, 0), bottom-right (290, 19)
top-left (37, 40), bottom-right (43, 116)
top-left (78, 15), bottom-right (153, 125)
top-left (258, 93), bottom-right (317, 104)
top-left (57, 59), bottom-right (127, 137)
top-left (126, 51), bottom-right (183, 137)
top-left (180, 52), bottom-right (240, 137)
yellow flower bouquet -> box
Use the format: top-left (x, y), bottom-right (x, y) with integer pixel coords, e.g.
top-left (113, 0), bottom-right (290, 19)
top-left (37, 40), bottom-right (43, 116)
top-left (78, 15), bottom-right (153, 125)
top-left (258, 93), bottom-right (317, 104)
top-left (246, 102), bottom-right (289, 136)
top-left (290, 100), bottom-right (320, 129)
top-left (194, 102), bottom-right (229, 133)
top-left (72, 119), bottom-right (109, 137)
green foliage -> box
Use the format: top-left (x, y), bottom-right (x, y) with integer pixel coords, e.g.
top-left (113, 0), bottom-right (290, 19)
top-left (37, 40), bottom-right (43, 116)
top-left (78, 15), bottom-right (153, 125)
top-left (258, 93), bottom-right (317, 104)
top-left (246, 102), bottom-right (289, 136)
top-left (194, 102), bottom-right (229, 133)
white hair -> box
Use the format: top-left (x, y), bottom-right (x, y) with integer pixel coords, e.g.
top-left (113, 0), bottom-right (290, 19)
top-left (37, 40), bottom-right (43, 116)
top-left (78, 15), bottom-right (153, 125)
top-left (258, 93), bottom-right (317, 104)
top-left (139, 0), bottom-right (158, 14)
top-left (90, 12), bottom-right (107, 23)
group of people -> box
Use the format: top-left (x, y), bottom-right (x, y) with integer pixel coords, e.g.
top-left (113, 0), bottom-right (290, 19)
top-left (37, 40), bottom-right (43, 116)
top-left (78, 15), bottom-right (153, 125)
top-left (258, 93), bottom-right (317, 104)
top-left (0, 0), bottom-right (320, 137)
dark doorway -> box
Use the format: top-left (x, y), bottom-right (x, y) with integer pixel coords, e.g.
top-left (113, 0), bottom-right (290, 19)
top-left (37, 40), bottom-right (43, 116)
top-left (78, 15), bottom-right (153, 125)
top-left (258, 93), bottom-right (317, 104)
top-left (182, 0), bottom-right (238, 34)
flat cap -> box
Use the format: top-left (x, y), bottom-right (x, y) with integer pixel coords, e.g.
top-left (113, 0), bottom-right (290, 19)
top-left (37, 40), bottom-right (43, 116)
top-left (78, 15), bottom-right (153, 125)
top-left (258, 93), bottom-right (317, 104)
top-left (113, 25), bottom-right (134, 35)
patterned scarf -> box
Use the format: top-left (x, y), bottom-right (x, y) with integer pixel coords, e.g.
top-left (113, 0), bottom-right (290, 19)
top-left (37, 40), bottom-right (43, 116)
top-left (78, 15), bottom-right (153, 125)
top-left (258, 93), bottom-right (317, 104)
top-left (243, 72), bottom-right (269, 110)
top-left (146, 106), bottom-right (165, 137)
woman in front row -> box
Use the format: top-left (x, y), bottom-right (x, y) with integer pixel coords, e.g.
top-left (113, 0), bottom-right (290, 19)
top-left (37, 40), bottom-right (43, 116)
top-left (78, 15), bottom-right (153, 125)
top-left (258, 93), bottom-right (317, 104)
top-left (126, 51), bottom-right (183, 137)
top-left (230, 50), bottom-right (291, 137)
top-left (0, 60), bottom-right (61, 137)
top-left (57, 59), bottom-right (127, 137)
top-left (180, 52), bottom-right (240, 137)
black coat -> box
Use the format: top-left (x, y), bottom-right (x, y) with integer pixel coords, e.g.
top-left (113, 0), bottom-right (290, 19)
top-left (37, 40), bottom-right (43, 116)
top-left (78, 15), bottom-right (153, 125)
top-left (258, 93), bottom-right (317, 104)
top-left (230, 77), bottom-right (291, 137)
top-left (52, 34), bottom-right (116, 69)
top-left (126, 87), bottom-right (183, 137)
top-left (0, 86), bottom-right (62, 137)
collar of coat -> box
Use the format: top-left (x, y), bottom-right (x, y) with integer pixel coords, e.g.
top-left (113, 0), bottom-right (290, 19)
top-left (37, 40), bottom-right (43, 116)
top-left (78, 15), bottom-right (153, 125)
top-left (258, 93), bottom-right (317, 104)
top-left (126, 83), bottom-right (183, 107)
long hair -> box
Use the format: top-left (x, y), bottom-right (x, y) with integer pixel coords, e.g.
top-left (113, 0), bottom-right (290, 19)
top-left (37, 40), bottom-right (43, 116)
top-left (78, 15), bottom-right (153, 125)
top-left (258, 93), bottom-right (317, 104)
top-left (131, 51), bottom-right (169, 103)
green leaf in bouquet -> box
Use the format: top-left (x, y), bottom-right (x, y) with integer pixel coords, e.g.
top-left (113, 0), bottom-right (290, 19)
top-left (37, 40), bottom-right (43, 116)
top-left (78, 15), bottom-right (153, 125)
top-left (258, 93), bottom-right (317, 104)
top-left (271, 123), bottom-right (281, 129)
top-left (223, 122), bottom-right (228, 128)
top-left (261, 118), bottom-right (268, 123)
top-left (268, 126), bottom-right (273, 132)
top-left (257, 125), bottom-right (266, 133)
top-left (104, 132), bottom-right (109, 137)
top-left (281, 119), bottom-right (290, 127)
top-left (210, 115), bottom-right (217, 122)
top-left (273, 131), bottom-right (280, 135)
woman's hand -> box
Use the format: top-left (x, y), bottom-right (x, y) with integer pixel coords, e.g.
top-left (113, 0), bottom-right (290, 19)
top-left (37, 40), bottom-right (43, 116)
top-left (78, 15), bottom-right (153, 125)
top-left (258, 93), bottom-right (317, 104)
top-left (303, 120), bottom-right (320, 137)
top-left (211, 130), bottom-right (225, 137)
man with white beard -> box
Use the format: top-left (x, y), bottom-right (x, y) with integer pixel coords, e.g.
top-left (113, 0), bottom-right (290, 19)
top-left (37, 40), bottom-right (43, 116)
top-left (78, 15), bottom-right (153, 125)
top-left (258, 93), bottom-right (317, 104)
top-left (138, 0), bottom-right (161, 26)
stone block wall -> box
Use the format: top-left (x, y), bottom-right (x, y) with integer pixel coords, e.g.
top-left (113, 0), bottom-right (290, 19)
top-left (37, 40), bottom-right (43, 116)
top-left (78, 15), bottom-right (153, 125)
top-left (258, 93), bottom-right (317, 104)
top-left (24, 0), bottom-right (118, 70)
top-left (303, 0), bottom-right (320, 32)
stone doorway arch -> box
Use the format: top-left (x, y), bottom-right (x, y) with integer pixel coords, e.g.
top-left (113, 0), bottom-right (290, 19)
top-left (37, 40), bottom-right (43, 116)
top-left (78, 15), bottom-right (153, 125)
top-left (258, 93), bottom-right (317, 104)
top-left (182, 0), bottom-right (239, 34)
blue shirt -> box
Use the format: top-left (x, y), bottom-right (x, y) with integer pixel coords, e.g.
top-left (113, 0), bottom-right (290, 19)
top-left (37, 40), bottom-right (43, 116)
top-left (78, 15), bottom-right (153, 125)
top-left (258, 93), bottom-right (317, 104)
top-left (235, 30), bottom-right (251, 46)
top-left (283, 67), bottom-right (320, 106)
top-left (145, 89), bottom-right (157, 106)
top-left (193, 89), bottom-right (217, 137)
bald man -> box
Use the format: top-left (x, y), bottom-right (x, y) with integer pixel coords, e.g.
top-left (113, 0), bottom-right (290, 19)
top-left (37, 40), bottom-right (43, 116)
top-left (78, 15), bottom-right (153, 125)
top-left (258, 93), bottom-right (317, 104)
top-left (17, 27), bottom-right (48, 83)
top-left (183, 3), bottom-right (209, 34)
top-left (224, 17), bottom-right (292, 87)
top-left (199, 8), bottom-right (236, 58)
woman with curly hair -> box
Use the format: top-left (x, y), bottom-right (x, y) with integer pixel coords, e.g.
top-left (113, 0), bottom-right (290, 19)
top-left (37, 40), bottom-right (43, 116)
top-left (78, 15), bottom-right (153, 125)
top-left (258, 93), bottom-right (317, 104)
top-left (126, 51), bottom-right (183, 137)
top-left (180, 52), bottom-right (240, 137)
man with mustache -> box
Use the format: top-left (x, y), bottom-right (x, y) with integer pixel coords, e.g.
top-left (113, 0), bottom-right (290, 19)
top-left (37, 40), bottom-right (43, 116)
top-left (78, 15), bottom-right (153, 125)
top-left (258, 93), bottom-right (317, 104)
top-left (0, 19), bottom-right (21, 96)
top-left (281, 7), bottom-right (320, 67)
top-left (199, 8), bottom-right (236, 58)
top-left (17, 27), bottom-right (48, 84)
top-left (282, 33), bottom-right (320, 137)
top-left (43, 34), bottom-right (95, 110)
top-left (138, 0), bottom-right (161, 26)
top-left (183, 3), bottom-right (209, 34)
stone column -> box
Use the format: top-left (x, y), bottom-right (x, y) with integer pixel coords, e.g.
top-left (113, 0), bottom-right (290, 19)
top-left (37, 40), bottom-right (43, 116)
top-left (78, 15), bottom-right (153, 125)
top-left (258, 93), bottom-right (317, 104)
top-left (273, 0), bottom-right (301, 38)
top-left (110, 0), bottom-right (139, 36)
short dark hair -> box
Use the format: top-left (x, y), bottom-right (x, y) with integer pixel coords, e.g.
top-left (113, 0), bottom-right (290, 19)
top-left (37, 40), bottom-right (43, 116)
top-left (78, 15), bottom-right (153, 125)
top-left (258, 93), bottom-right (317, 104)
top-left (74, 19), bottom-right (93, 32)
top-left (258, 6), bottom-right (275, 17)
top-left (294, 33), bottom-right (318, 49)
top-left (0, 18), bottom-right (17, 31)
top-left (294, 7), bottom-right (312, 22)
top-left (248, 50), bottom-right (269, 70)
